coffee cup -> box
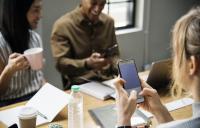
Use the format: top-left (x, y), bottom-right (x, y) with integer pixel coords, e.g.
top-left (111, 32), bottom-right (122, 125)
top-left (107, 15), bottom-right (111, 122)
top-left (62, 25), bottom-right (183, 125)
top-left (24, 47), bottom-right (43, 70)
top-left (18, 107), bottom-right (37, 128)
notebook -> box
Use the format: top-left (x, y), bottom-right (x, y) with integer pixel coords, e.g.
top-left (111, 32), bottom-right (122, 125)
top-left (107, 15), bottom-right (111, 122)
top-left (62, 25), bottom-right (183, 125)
top-left (79, 79), bottom-right (116, 100)
top-left (146, 59), bottom-right (172, 89)
top-left (89, 104), bottom-right (151, 128)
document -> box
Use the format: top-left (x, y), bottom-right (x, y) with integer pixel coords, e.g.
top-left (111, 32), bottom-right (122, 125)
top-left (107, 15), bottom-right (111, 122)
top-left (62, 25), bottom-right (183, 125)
top-left (0, 83), bottom-right (70, 127)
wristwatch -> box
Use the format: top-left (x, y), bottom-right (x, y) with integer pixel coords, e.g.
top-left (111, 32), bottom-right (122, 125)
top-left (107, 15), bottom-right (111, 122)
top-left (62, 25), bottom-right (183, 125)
top-left (117, 126), bottom-right (132, 128)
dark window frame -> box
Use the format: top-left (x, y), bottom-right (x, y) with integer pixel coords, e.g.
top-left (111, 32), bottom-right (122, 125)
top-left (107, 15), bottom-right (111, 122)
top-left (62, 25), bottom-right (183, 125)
top-left (103, 0), bottom-right (136, 30)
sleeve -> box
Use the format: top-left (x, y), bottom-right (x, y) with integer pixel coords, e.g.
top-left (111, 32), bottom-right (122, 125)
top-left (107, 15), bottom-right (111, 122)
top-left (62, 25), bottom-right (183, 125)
top-left (157, 119), bottom-right (190, 128)
top-left (50, 20), bottom-right (89, 76)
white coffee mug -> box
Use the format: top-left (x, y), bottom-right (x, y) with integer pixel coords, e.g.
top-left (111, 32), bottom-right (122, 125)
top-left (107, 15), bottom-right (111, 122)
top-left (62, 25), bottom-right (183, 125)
top-left (24, 47), bottom-right (43, 70)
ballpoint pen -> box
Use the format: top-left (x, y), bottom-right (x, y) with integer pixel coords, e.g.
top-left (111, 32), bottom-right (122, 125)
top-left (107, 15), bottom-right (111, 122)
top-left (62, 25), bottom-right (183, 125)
top-left (37, 111), bottom-right (48, 120)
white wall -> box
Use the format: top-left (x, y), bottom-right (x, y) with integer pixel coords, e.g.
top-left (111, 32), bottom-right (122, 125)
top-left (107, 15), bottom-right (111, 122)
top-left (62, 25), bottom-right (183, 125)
top-left (41, 0), bottom-right (199, 89)
top-left (147, 0), bottom-right (199, 63)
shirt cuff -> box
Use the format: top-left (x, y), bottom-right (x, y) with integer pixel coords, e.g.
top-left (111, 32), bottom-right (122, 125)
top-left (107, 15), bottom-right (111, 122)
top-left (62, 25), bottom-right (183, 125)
top-left (84, 59), bottom-right (92, 70)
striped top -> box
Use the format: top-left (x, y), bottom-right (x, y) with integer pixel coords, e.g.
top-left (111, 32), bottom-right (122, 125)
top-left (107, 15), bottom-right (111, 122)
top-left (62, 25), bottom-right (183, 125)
top-left (0, 30), bottom-right (44, 101)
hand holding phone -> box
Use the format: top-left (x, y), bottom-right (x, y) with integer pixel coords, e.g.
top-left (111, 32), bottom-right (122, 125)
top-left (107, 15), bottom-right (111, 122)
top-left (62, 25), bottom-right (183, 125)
top-left (118, 59), bottom-right (144, 103)
top-left (102, 44), bottom-right (118, 58)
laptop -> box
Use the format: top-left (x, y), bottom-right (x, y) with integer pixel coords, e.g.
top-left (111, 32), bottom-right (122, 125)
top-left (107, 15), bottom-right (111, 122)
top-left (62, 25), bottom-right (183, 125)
top-left (146, 59), bottom-right (172, 90)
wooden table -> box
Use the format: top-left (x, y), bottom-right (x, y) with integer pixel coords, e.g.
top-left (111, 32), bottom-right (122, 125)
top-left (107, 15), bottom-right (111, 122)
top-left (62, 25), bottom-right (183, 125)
top-left (0, 71), bottom-right (192, 128)
top-left (0, 91), bottom-right (192, 128)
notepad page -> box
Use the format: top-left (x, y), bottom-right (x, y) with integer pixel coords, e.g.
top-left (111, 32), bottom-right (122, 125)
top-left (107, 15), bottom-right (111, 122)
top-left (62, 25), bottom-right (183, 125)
top-left (26, 83), bottom-right (70, 122)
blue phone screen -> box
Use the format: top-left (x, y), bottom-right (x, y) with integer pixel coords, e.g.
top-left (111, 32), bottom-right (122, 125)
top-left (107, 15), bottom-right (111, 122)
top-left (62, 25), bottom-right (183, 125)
top-left (119, 62), bottom-right (141, 91)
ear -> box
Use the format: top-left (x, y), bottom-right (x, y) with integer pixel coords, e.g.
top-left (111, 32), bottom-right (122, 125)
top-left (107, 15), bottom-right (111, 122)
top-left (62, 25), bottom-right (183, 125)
top-left (188, 56), bottom-right (199, 75)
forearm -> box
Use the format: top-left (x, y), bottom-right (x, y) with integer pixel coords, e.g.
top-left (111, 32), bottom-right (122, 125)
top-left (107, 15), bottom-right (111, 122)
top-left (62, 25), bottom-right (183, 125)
top-left (0, 65), bottom-right (15, 94)
top-left (153, 106), bottom-right (173, 124)
top-left (117, 116), bottom-right (131, 126)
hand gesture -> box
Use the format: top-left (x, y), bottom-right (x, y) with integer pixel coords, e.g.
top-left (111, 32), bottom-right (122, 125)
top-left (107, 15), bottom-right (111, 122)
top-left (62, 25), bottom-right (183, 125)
top-left (138, 80), bottom-right (173, 123)
top-left (85, 52), bottom-right (109, 70)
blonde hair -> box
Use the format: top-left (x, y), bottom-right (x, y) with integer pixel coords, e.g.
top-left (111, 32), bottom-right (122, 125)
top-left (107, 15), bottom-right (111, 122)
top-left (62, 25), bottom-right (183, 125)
top-left (171, 6), bottom-right (200, 97)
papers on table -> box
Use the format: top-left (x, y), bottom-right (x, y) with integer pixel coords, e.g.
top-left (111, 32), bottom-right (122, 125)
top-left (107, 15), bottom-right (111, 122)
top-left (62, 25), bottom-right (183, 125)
top-left (138, 98), bottom-right (194, 118)
top-left (0, 83), bottom-right (70, 127)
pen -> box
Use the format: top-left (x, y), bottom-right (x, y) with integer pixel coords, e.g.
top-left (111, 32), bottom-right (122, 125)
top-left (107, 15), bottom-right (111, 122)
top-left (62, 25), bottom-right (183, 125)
top-left (37, 111), bottom-right (48, 120)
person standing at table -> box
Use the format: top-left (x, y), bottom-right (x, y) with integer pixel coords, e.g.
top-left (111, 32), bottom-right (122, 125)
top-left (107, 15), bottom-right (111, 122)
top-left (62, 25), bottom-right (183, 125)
top-left (114, 6), bottom-right (200, 128)
top-left (0, 0), bottom-right (45, 107)
top-left (51, 0), bottom-right (120, 89)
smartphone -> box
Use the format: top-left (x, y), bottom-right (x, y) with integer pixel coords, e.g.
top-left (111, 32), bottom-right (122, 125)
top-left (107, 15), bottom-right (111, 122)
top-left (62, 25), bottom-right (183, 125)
top-left (118, 59), bottom-right (144, 103)
top-left (102, 44), bottom-right (118, 57)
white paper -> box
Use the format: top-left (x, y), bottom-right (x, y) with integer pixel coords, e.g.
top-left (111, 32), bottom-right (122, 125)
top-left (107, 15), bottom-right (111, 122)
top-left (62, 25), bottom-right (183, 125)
top-left (165, 97), bottom-right (193, 111)
top-left (0, 106), bottom-right (23, 127)
top-left (26, 83), bottom-right (70, 122)
top-left (0, 83), bottom-right (70, 127)
top-left (0, 106), bottom-right (48, 127)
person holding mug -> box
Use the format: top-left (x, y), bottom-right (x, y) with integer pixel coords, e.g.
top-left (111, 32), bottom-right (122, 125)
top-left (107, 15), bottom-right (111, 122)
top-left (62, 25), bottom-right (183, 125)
top-left (0, 0), bottom-right (45, 107)
top-left (114, 6), bottom-right (200, 128)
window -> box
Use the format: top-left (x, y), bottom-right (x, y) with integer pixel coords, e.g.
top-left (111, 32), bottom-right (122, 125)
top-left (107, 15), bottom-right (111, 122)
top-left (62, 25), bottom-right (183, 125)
top-left (103, 0), bottom-right (136, 30)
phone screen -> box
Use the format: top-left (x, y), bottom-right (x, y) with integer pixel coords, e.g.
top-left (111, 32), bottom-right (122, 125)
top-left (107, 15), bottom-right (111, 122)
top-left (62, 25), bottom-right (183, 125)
top-left (118, 60), bottom-right (144, 103)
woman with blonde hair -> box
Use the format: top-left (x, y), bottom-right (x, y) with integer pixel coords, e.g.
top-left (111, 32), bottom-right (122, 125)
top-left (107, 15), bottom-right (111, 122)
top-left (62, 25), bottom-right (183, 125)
top-left (114, 6), bottom-right (200, 128)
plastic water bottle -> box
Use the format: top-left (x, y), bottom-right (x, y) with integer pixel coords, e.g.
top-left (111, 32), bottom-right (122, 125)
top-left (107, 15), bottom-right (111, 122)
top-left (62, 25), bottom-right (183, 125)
top-left (68, 85), bottom-right (83, 128)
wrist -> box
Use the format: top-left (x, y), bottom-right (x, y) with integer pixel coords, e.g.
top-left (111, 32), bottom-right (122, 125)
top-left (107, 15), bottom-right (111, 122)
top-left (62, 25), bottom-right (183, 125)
top-left (4, 64), bottom-right (16, 74)
top-left (153, 106), bottom-right (173, 123)
top-left (117, 117), bottom-right (131, 127)
top-left (84, 59), bottom-right (92, 70)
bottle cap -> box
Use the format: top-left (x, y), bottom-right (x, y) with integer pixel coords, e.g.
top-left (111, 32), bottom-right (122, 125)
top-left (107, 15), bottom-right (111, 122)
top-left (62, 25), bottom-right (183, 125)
top-left (71, 85), bottom-right (80, 92)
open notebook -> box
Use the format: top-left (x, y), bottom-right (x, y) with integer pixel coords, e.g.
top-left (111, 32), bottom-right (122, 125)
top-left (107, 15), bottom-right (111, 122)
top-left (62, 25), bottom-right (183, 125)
top-left (0, 83), bottom-right (70, 127)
